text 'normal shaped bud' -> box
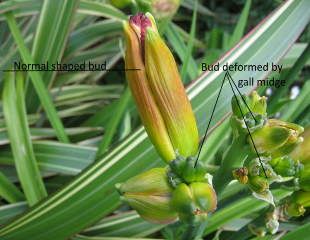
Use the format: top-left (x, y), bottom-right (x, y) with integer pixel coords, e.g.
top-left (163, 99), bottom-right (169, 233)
top-left (124, 13), bottom-right (199, 162)
top-left (117, 168), bottom-right (177, 224)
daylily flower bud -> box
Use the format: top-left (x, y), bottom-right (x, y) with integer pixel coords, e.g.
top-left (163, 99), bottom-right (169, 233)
top-left (290, 127), bottom-right (310, 165)
top-left (285, 191), bottom-right (309, 217)
top-left (232, 167), bottom-right (249, 184)
top-left (248, 176), bottom-right (269, 194)
top-left (170, 182), bottom-right (217, 222)
top-left (250, 91), bottom-right (267, 116)
top-left (124, 13), bottom-right (199, 162)
top-left (231, 95), bottom-right (251, 119)
top-left (117, 168), bottom-right (178, 224)
top-left (269, 156), bottom-right (297, 177)
top-left (250, 119), bottom-right (304, 155)
top-left (231, 91), bottom-right (267, 118)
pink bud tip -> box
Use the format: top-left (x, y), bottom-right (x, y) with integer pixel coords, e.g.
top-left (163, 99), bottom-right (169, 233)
top-left (129, 13), bottom-right (152, 44)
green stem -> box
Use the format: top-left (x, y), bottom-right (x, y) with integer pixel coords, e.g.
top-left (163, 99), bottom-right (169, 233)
top-left (182, 222), bottom-right (201, 240)
top-left (213, 136), bottom-right (249, 194)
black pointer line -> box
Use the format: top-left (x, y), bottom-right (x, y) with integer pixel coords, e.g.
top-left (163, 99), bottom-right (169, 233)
top-left (227, 75), bottom-right (268, 178)
top-left (194, 71), bottom-right (227, 168)
top-left (226, 71), bottom-right (257, 123)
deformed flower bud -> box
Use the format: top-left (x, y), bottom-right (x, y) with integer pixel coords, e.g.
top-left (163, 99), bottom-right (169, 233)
top-left (269, 156), bottom-right (297, 177)
top-left (285, 191), bottom-right (309, 217)
top-left (170, 182), bottom-right (217, 222)
top-left (232, 167), bottom-right (249, 184)
top-left (250, 119), bottom-right (304, 156)
top-left (248, 176), bottom-right (269, 194)
top-left (117, 168), bottom-right (178, 224)
top-left (168, 156), bottom-right (206, 184)
top-left (290, 127), bottom-right (310, 164)
top-left (231, 91), bottom-right (267, 118)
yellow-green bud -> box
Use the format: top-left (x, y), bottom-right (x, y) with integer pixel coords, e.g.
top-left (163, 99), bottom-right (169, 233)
top-left (290, 127), bottom-right (310, 165)
top-left (231, 91), bottom-right (267, 118)
top-left (117, 168), bottom-right (178, 224)
top-left (249, 91), bottom-right (267, 115)
top-left (284, 191), bottom-right (309, 218)
top-left (170, 182), bottom-right (217, 222)
top-left (285, 203), bottom-right (305, 217)
top-left (250, 119), bottom-right (304, 155)
top-left (124, 13), bottom-right (199, 162)
top-left (269, 156), bottom-right (296, 177)
top-left (248, 176), bottom-right (269, 193)
top-left (169, 156), bottom-right (206, 184)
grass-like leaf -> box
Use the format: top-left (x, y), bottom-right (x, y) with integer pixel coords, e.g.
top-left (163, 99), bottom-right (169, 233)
top-left (4, 12), bottom-right (69, 143)
top-left (26, 0), bottom-right (79, 111)
top-left (2, 72), bottom-right (47, 206)
top-left (0, 172), bottom-right (24, 203)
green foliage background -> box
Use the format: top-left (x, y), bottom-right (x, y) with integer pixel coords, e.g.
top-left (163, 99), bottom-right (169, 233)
top-left (0, 0), bottom-right (309, 239)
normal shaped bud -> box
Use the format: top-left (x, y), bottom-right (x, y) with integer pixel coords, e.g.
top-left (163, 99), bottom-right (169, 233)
top-left (124, 13), bottom-right (199, 162)
top-left (170, 182), bottom-right (217, 222)
top-left (250, 119), bottom-right (304, 156)
top-left (116, 168), bottom-right (177, 224)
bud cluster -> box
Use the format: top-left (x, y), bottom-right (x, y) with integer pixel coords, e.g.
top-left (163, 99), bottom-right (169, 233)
top-left (231, 91), bottom-right (305, 208)
top-left (117, 13), bottom-right (217, 225)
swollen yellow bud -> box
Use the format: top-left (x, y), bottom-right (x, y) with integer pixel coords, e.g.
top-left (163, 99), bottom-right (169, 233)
top-left (285, 191), bottom-right (309, 217)
top-left (117, 168), bottom-right (178, 224)
top-left (250, 119), bottom-right (304, 155)
top-left (290, 127), bottom-right (310, 165)
top-left (124, 13), bottom-right (199, 162)
top-left (170, 182), bottom-right (217, 222)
